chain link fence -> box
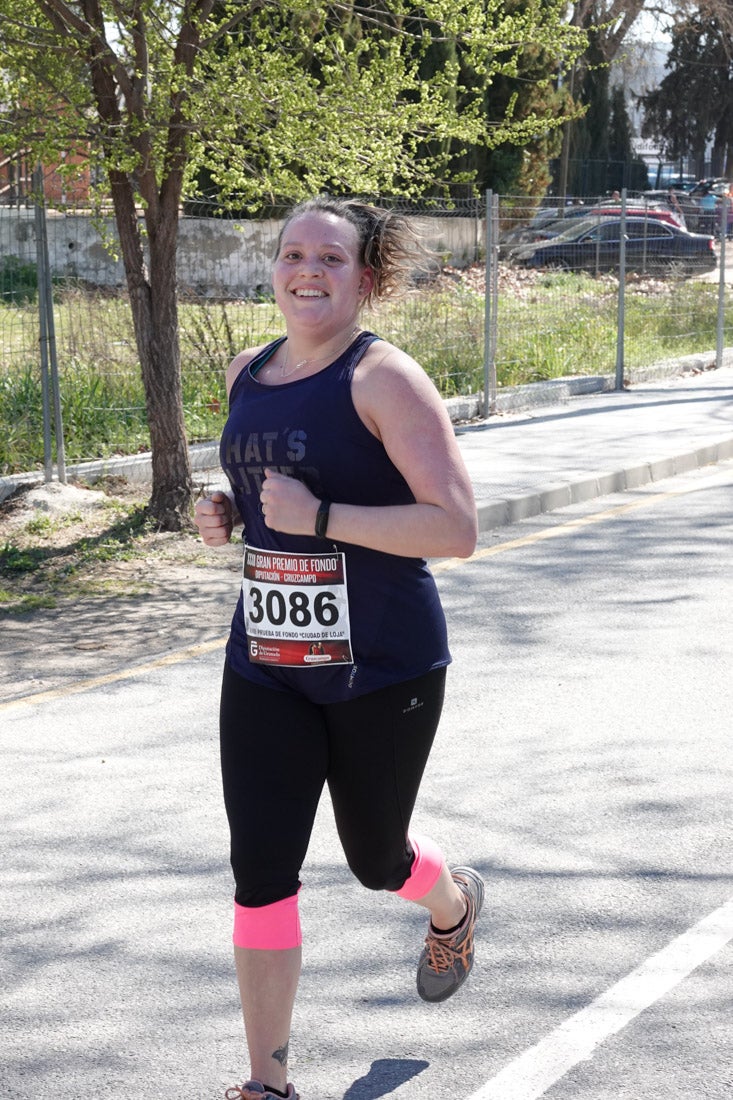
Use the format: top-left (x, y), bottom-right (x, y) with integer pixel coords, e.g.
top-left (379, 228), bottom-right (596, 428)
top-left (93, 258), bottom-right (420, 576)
top-left (484, 189), bottom-right (731, 414)
top-left (1, 182), bottom-right (731, 480)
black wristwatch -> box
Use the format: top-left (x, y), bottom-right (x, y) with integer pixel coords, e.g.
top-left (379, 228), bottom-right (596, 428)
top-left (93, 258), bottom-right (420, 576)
top-left (315, 499), bottom-right (331, 539)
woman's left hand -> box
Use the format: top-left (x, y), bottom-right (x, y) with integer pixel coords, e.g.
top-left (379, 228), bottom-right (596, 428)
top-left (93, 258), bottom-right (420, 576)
top-left (260, 467), bottom-right (319, 535)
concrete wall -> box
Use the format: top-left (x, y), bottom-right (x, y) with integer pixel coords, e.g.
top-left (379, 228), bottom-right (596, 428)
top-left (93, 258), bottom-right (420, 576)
top-left (0, 207), bottom-right (484, 297)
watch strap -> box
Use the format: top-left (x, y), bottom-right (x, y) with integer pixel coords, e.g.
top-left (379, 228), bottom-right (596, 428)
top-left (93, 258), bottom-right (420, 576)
top-left (315, 498), bottom-right (331, 539)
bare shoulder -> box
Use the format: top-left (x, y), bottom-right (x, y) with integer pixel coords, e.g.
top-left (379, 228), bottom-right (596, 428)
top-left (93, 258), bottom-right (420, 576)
top-left (226, 343), bottom-right (269, 395)
top-left (351, 337), bottom-right (474, 526)
top-left (357, 338), bottom-right (432, 383)
top-left (352, 339), bottom-right (449, 437)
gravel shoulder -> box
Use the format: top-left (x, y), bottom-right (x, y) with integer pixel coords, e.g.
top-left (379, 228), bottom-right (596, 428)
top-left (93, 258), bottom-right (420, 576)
top-left (0, 480), bottom-right (242, 703)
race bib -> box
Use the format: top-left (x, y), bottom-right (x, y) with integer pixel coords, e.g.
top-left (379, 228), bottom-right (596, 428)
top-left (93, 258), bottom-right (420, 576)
top-left (242, 545), bottom-right (353, 667)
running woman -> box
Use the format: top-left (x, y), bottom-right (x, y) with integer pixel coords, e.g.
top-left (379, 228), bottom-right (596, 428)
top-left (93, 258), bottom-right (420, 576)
top-left (194, 197), bottom-right (484, 1100)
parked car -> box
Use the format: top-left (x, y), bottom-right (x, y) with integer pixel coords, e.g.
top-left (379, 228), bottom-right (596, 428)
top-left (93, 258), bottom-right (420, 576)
top-left (590, 204), bottom-right (683, 227)
top-left (500, 205), bottom-right (687, 259)
top-left (647, 170), bottom-right (697, 191)
top-left (641, 190), bottom-right (697, 229)
top-left (511, 216), bottom-right (717, 276)
top-left (498, 205), bottom-right (589, 256)
top-left (686, 179), bottom-right (732, 235)
top-left (690, 178), bottom-right (730, 198)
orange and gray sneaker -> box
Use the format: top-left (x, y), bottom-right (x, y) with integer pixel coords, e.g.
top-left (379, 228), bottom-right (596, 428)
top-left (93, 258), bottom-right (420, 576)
top-left (416, 866), bottom-right (485, 1003)
top-left (225, 1082), bottom-right (299, 1100)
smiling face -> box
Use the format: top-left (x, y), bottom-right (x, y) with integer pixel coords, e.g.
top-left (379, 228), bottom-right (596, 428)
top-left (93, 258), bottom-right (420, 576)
top-left (272, 211), bottom-right (373, 338)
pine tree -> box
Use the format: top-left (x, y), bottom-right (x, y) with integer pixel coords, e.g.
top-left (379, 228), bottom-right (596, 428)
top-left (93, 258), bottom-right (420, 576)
top-left (641, 12), bottom-right (733, 179)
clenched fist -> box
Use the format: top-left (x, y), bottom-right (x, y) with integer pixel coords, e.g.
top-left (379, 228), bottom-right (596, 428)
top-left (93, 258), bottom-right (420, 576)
top-left (194, 490), bottom-right (235, 546)
top-left (260, 468), bottom-right (320, 535)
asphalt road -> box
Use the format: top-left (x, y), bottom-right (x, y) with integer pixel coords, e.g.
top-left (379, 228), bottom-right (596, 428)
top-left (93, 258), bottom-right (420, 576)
top-left (1, 461), bottom-right (732, 1100)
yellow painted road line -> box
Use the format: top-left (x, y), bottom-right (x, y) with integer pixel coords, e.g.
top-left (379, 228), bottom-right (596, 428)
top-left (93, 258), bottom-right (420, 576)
top-left (0, 636), bottom-right (226, 712)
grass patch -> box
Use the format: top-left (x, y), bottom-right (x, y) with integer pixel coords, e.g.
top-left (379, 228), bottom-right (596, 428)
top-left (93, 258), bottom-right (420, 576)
top-left (23, 513), bottom-right (56, 536)
top-left (0, 489), bottom-right (158, 614)
top-left (494, 272), bottom-right (730, 384)
top-left (3, 592), bottom-right (59, 613)
top-left (0, 542), bottom-right (40, 576)
top-left (377, 281), bottom-right (486, 396)
top-left (0, 477), bottom-right (243, 616)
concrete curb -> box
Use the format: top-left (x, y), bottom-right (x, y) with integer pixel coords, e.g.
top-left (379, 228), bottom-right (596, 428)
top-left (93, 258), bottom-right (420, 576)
top-left (0, 441), bottom-right (220, 502)
top-left (6, 436), bottom-right (731, 535)
top-left (445, 376), bottom-right (616, 421)
top-left (475, 435), bottom-right (733, 532)
top-left (446, 348), bottom-right (733, 421)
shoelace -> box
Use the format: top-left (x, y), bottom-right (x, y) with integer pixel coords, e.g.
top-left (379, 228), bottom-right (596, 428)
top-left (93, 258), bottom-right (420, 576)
top-left (423, 927), bottom-right (474, 973)
top-left (424, 896), bottom-right (474, 969)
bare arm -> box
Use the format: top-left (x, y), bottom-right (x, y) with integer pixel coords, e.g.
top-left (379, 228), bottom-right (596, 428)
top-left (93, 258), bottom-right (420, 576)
top-left (260, 344), bottom-right (478, 559)
top-left (193, 345), bottom-right (265, 545)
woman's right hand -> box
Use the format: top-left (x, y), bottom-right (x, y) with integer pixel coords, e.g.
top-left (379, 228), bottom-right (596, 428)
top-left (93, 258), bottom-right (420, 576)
top-left (194, 490), bottom-right (235, 546)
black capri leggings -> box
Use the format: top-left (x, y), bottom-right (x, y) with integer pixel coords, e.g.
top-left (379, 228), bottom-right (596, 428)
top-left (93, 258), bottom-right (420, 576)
top-left (219, 661), bottom-right (447, 908)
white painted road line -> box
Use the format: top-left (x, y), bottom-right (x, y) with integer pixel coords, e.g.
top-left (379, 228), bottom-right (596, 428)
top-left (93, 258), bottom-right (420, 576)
top-left (470, 895), bottom-right (733, 1100)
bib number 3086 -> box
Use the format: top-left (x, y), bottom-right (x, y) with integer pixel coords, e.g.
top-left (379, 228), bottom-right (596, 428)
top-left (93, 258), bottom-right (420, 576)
top-left (248, 586), bottom-right (340, 628)
top-left (242, 545), bottom-right (353, 668)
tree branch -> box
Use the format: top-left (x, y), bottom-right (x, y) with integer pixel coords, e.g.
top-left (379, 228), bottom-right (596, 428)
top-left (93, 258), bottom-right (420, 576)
top-left (35, 0), bottom-right (135, 101)
top-left (159, 0), bottom-right (217, 213)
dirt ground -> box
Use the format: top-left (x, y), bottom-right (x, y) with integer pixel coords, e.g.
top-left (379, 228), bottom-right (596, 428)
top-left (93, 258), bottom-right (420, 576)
top-left (0, 479), bottom-right (242, 703)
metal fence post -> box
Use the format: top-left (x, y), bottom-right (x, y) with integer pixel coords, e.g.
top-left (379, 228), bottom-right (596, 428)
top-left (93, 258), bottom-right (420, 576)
top-left (614, 188), bottom-right (627, 390)
top-left (716, 196), bottom-right (729, 370)
top-left (483, 190), bottom-right (498, 418)
top-left (33, 166), bottom-right (54, 482)
top-left (34, 192), bottom-right (54, 483)
top-left (32, 164), bottom-right (66, 483)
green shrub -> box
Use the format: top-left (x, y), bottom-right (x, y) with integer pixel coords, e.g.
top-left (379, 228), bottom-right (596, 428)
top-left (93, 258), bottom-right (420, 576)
top-left (0, 257), bottom-right (38, 305)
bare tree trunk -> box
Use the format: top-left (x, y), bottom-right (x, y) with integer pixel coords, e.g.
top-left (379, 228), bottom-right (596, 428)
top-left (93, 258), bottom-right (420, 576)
top-left (146, 206), bottom-right (194, 528)
top-left (713, 106), bottom-right (733, 180)
top-left (711, 142), bottom-right (725, 177)
top-left (76, 0), bottom-right (197, 530)
top-left (109, 169), bottom-right (193, 529)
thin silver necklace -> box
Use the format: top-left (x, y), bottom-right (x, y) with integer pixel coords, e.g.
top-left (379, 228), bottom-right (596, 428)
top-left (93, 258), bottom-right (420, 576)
top-left (279, 327), bottom-right (359, 379)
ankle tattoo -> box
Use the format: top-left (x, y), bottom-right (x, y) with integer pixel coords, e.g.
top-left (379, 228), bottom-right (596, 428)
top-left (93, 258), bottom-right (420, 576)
top-left (272, 1041), bottom-right (289, 1067)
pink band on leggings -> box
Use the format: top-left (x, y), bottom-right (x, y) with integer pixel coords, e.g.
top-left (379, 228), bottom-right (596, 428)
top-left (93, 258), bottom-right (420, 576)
top-left (233, 890), bottom-right (302, 950)
top-left (392, 833), bottom-right (444, 901)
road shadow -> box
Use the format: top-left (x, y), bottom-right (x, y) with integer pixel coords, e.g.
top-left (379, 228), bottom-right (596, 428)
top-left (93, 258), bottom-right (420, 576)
top-left (343, 1058), bottom-right (430, 1100)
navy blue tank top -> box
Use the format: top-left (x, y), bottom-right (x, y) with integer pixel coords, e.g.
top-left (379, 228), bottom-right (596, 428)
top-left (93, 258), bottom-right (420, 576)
top-left (219, 330), bottom-right (450, 703)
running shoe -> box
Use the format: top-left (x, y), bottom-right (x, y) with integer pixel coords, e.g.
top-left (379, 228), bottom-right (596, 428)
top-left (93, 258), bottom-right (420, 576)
top-left (225, 1082), bottom-right (299, 1100)
top-left (416, 866), bottom-right (485, 1003)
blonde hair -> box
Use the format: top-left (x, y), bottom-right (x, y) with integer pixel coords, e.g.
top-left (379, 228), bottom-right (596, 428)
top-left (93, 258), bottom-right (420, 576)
top-left (276, 197), bottom-right (436, 308)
